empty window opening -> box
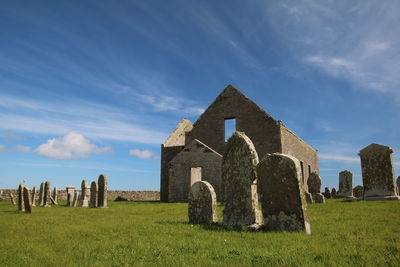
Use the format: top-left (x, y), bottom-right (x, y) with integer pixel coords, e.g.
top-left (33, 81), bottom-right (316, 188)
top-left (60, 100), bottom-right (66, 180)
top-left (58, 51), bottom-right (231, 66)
top-left (300, 161), bottom-right (304, 184)
top-left (190, 167), bottom-right (202, 186)
top-left (224, 118), bottom-right (236, 141)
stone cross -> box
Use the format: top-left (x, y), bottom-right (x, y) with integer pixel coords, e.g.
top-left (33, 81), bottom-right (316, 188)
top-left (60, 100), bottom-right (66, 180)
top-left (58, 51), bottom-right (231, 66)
top-left (257, 153), bottom-right (311, 234)
top-left (188, 181), bottom-right (217, 224)
top-left (18, 184), bottom-right (25, 212)
top-left (43, 181), bottom-right (51, 207)
top-left (79, 180), bottom-right (90, 207)
top-left (66, 186), bottom-right (75, 207)
top-left (39, 182), bottom-right (45, 206)
top-left (307, 172), bottom-right (325, 204)
top-left (9, 193), bottom-right (16, 205)
top-left (97, 174), bottom-right (108, 208)
top-left (221, 131), bottom-right (262, 226)
top-left (52, 187), bottom-right (58, 204)
top-left (359, 143), bottom-right (400, 200)
top-left (23, 187), bottom-right (32, 213)
top-left (337, 170), bottom-right (355, 198)
top-left (90, 181), bottom-right (98, 208)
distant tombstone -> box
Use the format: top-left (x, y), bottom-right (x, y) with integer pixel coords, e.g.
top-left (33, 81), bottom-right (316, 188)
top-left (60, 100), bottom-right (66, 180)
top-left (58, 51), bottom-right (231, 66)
top-left (97, 174), bottom-right (108, 208)
top-left (66, 186), bottom-right (75, 207)
top-left (257, 153), bottom-right (311, 233)
top-left (331, 188), bottom-right (337, 198)
top-left (73, 191), bottom-right (79, 207)
top-left (23, 187), bottom-right (32, 213)
top-left (43, 181), bottom-right (51, 207)
top-left (18, 184), bottom-right (25, 212)
top-left (31, 186), bottom-right (37, 207)
top-left (337, 170), bottom-right (355, 198)
top-left (353, 185), bottom-right (364, 198)
top-left (314, 193), bottom-right (325, 203)
top-left (359, 144), bottom-right (400, 200)
top-left (188, 181), bottom-right (217, 224)
top-left (39, 182), bottom-right (45, 206)
top-left (324, 187), bottom-right (331, 199)
top-left (221, 131), bottom-right (262, 226)
top-left (79, 180), bottom-right (90, 207)
top-left (305, 192), bottom-right (314, 204)
top-left (9, 193), bottom-right (16, 205)
top-left (397, 176), bottom-right (400, 196)
top-left (307, 172), bottom-right (322, 195)
top-left (90, 181), bottom-right (98, 208)
top-left (52, 187), bottom-right (58, 204)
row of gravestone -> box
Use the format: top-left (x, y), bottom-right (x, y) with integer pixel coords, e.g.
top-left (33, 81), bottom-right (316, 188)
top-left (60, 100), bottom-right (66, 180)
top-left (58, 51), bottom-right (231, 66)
top-left (188, 131), bottom-right (311, 233)
top-left (14, 174), bottom-right (108, 213)
top-left (66, 174), bottom-right (108, 208)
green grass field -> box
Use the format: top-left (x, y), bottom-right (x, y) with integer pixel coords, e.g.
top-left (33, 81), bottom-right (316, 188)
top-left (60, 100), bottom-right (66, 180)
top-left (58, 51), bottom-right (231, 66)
top-left (0, 199), bottom-right (399, 266)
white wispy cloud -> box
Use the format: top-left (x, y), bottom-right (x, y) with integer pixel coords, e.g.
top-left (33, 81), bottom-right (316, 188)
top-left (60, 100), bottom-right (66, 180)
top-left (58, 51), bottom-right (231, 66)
top-left (267, 0), bottom-right (400, 101)
top-left (129, 149), bottom-right (158, 160)
top-left (35, 132), bottom-right (111, 160)
top-left (2, 130), bottom-right (23, 142)
top-left (15, 145), bottom-right (31, 153)
top-left (319, 154), bottom-right (360, 163)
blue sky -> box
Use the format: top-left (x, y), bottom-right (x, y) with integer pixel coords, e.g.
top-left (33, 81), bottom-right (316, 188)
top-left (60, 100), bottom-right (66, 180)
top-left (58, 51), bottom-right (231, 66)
top-left (1, 0), bottom-right (399, 191)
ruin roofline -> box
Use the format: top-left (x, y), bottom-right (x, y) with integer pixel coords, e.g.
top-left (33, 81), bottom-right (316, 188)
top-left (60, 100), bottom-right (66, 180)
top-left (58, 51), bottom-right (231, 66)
top-left (279, 124), bottom-right (318, 153)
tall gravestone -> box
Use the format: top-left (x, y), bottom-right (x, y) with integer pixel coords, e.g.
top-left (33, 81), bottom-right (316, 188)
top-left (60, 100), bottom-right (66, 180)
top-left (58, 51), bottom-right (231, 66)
top-left (31, 186), bottom-right (37, 207)
top-left (79, 180), bottom-right (90, 207)
top-left (221, 131), bottom-right (262, 226)
top-left (66, 186), bottom-right (75, 207)
top-left (337, 170), bottom-right (355, 198)
top-left (359, 143), bottom-right (400, 200)
top-left (73, 192), bottom-right (79, 207)
top-left (90, 181), bottom-right (98, 208)
top-left (97, 174), bottom-right (108, 208)
top-left (188, 181), bottom-right (217, 224)
top-left (43, 181), bottom-right (51, 207)
top-left (23, 187), bottom-right (32, 213)
top-left (307, 172), bottom-right (325, 203)
top-left (18, 184), bottom-right (25, 212)
top-left (257, 153), bottom-right (311, 234)
top-left (39, 182), bottom-right (45, 206)
top-left (52, 187), bottom-right (58, 204)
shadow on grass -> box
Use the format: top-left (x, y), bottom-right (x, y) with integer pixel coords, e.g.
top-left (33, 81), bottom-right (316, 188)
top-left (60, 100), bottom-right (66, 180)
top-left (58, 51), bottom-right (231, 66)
top-left (155, 220), bottom-right (258, 232)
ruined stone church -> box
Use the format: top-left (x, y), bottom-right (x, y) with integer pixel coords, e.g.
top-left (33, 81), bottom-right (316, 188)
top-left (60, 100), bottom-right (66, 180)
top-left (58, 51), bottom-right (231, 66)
top-left (160, 85), bottom-right (319, 202)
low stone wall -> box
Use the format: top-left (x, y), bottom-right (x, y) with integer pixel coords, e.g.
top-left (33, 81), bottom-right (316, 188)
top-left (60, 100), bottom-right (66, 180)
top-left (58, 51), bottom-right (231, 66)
top-left (0, 189), bottom-right (160, 201)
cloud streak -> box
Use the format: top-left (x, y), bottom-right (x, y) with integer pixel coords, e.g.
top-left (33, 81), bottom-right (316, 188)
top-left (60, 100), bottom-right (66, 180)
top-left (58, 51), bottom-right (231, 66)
top-left (129, 149), bottom-right (158, 160)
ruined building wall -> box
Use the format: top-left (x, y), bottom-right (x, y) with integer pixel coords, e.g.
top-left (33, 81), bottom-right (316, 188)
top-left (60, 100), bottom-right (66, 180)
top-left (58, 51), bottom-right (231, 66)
top-left (186, 85), bottom-right (282, 159)
top-left (280, 125), bottom-right (319, 191)
top-left (168, 140), bottom-right (222, 202)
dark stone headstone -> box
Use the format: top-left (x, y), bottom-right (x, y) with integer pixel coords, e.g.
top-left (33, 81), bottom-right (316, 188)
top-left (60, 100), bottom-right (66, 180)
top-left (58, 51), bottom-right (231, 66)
top-left (97, 174), bottom-right (108, 208)
top-left (337, 170), bottom-right (355, 198)
top-left (324, 187), bottom-right (331, 199)
top-left (353, 185), bottom-right (364, 198)
top-left (23, 187), bottom-right (32, 213)
top-left (43, 181), bottom-right (51, 207)
top-left (90, 181), bottom-right (98, 208)
top-left (257, 153), bottom-right (311, 233)
top-left (188, 181), bottom-right (217, 224)
top-left (331, 188), bottom-right (337, 198)
top-left (31, 186), bottom-right (37, 207)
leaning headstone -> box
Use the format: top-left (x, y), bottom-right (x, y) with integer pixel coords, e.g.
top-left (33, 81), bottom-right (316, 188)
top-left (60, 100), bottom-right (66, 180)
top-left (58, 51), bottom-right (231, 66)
top-left (9, 193), bottom-right (16, 205)
top-left (18, 184), bottom-right (25, 212)
top-left (353, 185), bottom-right (364, 198)
top-left (188, 181), bottom-right (217, 224)
top-left (66, 186), bottom-right (75, 207)
top-left (31, 186), bottom-right (37, 207)
top-left (49, 196), bottom-right (57, 205)
top-left (337, 170), bottom-right (355, 198)
top-left (52, 187), bottom-right (58, 204)
top-left (359, 143), bottom-right (400, 200)
top-left (73, 191), bottom-right (79, 207)
top-left (23, 187), bottom-right (32, 213)
top-left (222, 131), bottom-right (262, 226)
top-left (324, 187), bottom-right (331, 198)
top-left (305, 192), bottom-right (314, 204)
top-left (79, 180), bottom-right (90, 207)
top-left (257, 153), bottom-right (311, 233)
top-left (43, 181), bottom-right (51, 207)
top-left (90, 181), bottom-right (98, 208)
top-left (39, 182), bottom-right (45, 206)
top-left (97, 174), bottom-right (108, 208)
top-left (314, 193), bottom-right (325, 203)
top-left (331, 188), bottom-right (337, 198)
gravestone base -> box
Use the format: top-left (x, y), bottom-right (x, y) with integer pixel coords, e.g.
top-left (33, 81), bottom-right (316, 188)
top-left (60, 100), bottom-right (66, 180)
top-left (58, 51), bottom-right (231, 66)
top-left (314, 193), bottom-right (325, 203)
top-left (364, 195), bottom-right (400, 201)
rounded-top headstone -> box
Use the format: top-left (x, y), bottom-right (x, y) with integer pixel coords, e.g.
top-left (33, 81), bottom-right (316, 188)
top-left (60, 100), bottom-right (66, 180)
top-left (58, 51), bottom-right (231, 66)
top-left (338, 170), bottom-right (354, 198)
top-left (98, 174), bottom-right (108, 208)
top-left (222, 131), bottom-right (261, 226)
top-left (307, 172), bottom-right (322, 195)
top-left (257, 153), bottom-right (311, 234)
top-left (188, 181), bottom-right (217, 224)
top-left (90, 181), bottom-right (98, 208)
top-left (18, 184), bottom-right (25, 212)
